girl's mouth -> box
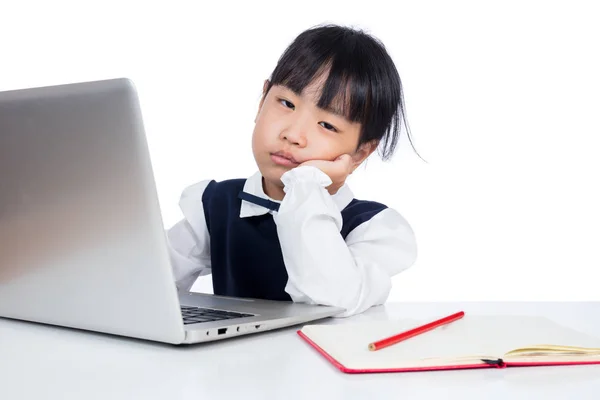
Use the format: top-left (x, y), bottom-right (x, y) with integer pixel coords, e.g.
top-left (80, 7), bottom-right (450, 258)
top-left (270, 151), bottom-right (299, 167)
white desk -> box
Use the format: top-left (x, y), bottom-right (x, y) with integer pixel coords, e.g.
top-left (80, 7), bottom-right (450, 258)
top-left (2, 302), bottom-right (599, 400)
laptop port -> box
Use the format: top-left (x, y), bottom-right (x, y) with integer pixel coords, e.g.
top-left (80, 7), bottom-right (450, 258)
top-left (218, 328), bottom-right (228, 335)
top-left (255, 325), bottom-right (261, 329)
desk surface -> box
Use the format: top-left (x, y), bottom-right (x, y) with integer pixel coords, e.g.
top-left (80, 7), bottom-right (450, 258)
top-left (2, 302), bottom-right (599, 400)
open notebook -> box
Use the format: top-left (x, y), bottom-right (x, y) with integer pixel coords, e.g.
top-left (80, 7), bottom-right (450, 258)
top-left (297, 315), bottom-right (600, 373)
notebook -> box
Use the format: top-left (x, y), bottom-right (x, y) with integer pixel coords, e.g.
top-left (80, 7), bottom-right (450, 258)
top-left (297, 315), bottom-right (600, 373)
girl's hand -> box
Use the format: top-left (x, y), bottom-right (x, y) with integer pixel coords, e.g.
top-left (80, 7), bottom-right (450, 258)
top-left (299, 154), bottom-right (355, 195)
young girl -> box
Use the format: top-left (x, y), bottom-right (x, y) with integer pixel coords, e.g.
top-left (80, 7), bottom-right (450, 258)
top-left (167, 24), bottom-right (417, 317)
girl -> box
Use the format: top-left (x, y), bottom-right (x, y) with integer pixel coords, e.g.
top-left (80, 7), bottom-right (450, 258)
top-left (167, 24), bottom-right (417, 317)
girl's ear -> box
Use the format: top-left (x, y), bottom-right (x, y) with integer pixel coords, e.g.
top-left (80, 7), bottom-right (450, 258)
top-left (255, 80), bottom-right (271, 123)
top-left (350, 141), bottom-right (378, 172)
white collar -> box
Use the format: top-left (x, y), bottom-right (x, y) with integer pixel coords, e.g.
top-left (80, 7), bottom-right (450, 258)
top-left (239, 171), bottom-right (354, 218)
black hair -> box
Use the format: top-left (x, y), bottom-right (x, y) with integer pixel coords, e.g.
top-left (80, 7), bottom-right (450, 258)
top-left (264, 24), bottom-right (415, 160)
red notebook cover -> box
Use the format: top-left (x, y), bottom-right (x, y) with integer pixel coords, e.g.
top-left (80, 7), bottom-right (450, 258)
top-left (296, 315), bottom-right (600, 374)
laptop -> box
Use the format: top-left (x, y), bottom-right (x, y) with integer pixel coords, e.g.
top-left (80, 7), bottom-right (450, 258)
top-left (0, 78), bottom-right (344, 344)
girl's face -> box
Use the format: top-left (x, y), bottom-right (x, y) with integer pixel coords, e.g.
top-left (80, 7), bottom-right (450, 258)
top-left (252, 78), bottom-right (368, 200)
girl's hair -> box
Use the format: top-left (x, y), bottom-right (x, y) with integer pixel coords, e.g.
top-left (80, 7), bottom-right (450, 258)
top-left (264, 24), bottom-right (413, 160)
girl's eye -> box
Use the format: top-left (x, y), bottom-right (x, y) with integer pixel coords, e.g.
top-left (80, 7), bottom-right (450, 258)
top-left (319, 122), bottom-right (337, 132)
top-left (279, 99), bottom-right (295, 110)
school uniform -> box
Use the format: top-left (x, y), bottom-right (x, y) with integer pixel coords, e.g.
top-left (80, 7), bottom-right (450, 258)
top-left (166, 166), bottom-right (417, 317)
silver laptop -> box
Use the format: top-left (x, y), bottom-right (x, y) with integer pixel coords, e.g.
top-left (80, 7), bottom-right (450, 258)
top-left (0, 78), bottom-right (344, 344)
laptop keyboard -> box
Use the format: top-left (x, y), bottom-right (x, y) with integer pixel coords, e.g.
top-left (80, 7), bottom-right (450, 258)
top-left (180, 306), bottom-right (254, 325)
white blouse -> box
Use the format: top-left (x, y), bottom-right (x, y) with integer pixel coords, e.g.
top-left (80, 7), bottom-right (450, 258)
top-left (166, 166), bottom-right (417, 317)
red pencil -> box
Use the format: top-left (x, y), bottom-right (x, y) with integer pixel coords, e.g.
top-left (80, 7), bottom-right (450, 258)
top-left (368, 311), bottom-right (465, 351)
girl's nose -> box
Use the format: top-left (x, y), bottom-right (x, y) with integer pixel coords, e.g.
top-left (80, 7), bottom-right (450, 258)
top-left (281, 130), bottom-right (307, 147)
top-left (280, 118), bottom-right (309, 148)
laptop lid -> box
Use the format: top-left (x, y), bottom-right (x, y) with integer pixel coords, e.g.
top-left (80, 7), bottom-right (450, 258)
top-left (0, 79), bottom-right (185, 343)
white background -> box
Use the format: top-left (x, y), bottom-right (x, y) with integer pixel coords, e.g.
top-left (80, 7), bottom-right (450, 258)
top-left (2, 0), bottom-right (598, 301)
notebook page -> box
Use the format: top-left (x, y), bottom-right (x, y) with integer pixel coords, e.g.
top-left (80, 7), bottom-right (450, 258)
top-left (300, 316), bottom-right (600, 370)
